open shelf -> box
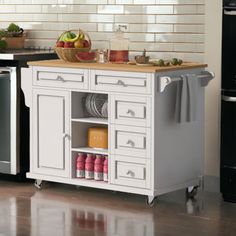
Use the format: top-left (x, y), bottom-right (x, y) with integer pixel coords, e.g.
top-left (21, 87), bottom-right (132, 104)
top-left (71, 92), bottom-right (108, 120)
top-left (71, 147), bottom-right (108, 155)
top-left (71, 117), bottom-right (108, 125)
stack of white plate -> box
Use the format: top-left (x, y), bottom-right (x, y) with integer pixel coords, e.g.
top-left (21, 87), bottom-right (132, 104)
top-left (85, 94), bottom-right (108, 118)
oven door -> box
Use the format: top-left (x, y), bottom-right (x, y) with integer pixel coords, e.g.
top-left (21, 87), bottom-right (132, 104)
top-left (0, 67), bottom-right (18, 174)
top-left (222, 8), bottom-right (236, 90)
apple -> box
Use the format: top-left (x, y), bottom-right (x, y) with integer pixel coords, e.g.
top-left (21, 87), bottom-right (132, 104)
top-left (74, 40), bottom-right (83, 48)
top-left (64, 42), bottom-right (74, 48)
top-left (81, 39), bottom-right (90, 48)
top-left (56, 41), bottom-right (64, 47)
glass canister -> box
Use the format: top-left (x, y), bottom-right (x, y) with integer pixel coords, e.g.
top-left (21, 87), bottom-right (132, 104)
top-left (109, 25), bottom-right (129, 63)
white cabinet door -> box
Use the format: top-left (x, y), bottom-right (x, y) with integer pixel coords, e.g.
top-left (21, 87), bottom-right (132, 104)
top-left (32, 89), bottom-right (70, 177)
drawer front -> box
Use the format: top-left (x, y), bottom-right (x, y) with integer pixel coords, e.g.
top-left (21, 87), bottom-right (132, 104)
top-left (91, 70), bottom-right (152, 94)
top-left (118, 162), bottom-right (145, 180)
top-left (117, 133), bottom-right (145, 149)
top-left (110, 125), bottom-right (151, 158)
top-left (110, 95), bottom-right (151, 127)
top-left (111, 155), bottom-right (151, 188)
top-left (33, 67), bottom-right (89, 90)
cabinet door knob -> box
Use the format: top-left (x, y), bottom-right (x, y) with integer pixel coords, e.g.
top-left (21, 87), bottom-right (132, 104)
top-left (126, 139), bottom-right (135, 147)
top-left (126, 170), bottom-right (135, 177)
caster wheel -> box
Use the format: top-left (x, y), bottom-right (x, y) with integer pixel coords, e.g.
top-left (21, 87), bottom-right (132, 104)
top-left (34, 180), bottom-right (43, 189)
top-left (186, 186), bottom-right (198, 198)
top-left (146, 196), bottom-right (157, 207)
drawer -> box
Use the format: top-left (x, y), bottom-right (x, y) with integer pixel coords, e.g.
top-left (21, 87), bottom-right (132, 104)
top-left (110, 95), bottom-right (151, 127)
top-left (90, 70), bottom-right (152, 94)
top-left (118, 162), bottom-right (145, 180)
top-left (111, 155), bottom-right (151, 188)
top-left (33, 66), bottom-right (89, 90)
top-left (110, 125), bottom-right (151, 158)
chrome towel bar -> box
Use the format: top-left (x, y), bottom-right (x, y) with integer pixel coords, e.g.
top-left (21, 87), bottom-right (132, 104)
top-left (158, 70), bottom-right (215, 93)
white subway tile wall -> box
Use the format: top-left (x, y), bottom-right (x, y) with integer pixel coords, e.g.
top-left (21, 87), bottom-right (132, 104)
top-left (0, 0), bottom-right (205, 62)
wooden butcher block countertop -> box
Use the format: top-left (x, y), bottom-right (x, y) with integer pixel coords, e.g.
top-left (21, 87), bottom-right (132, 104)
top-left (28, 59), bottom-right (207, 73)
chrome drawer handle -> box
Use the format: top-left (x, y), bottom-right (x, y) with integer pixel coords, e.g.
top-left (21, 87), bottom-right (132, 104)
top-left (57, 75), bottom-right (65, 82)
top-left (126, 139), bottom-right (135, 147)
top-left (126, 109), bottom-right (135, 116)
top-left (126, 170), bottom-right (135, 178)
top-left (117, 79), bottom-right (127, 87)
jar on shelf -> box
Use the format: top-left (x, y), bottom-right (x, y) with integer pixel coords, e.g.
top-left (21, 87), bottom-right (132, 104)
top-left (109, 25), bottom-right (129, 63)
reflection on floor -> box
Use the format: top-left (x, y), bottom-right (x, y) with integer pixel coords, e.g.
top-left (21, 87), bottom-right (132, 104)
top-left (0, 180), bottom-right (235, 236)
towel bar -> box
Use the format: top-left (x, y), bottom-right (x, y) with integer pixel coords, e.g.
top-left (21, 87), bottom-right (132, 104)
top-left (158, 70), bottom-right (215, 93)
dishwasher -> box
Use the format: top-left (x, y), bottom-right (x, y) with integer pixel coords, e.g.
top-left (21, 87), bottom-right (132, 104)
top-left (0, 68), bottom-right (17, 174)
top-left (0, 48), bottom-right (57, 180)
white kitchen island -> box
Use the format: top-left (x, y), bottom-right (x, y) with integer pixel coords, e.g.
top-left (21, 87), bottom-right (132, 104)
top-left (22, 60), bottom-right (212, 206)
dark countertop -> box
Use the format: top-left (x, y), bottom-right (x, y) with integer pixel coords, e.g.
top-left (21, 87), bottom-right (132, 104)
top-left (0, 49), bottom-right (57, 61)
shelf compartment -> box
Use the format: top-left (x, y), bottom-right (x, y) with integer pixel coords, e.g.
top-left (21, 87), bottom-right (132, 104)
top-left (71, 122), bottom-right (108, 150)
top-left (71, 117), bottom-right (108, 125)
top-left (71, 151), bottom-right (109, 183)
top-left (71, 91), bottom-right (108, 120)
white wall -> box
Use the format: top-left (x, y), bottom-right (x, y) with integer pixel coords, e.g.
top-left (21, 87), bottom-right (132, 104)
top-left (0, 0), bottom-right (205, 62)
top-left (204, 0), bottom-right (222, 177)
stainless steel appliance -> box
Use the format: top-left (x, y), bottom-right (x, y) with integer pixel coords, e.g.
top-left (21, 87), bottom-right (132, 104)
top-left (221, 0), bottom-right (236, 202)
top-left (0, 48), bottom-right (57, 179)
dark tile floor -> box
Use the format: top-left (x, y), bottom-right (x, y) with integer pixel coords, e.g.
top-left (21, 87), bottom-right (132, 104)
top-left (0, 180), bottom-right (235, 236)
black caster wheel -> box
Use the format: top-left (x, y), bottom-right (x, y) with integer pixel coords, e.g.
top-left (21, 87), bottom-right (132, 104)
top-left (186, 186), bottom-right (198, 198)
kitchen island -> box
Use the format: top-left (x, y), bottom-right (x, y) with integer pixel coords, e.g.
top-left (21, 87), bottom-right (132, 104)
top-left (22, 59), bottom-right (211, 206)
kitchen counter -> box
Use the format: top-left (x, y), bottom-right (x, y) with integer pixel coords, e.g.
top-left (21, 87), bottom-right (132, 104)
top-left (28, 59), bottom-right (207, 73)
top-left (22, 60), bottom-right (211, 206)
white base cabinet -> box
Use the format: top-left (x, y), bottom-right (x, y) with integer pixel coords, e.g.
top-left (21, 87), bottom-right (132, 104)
top-left (22, 62), bottom-right (208, 204)
top-left (32, 89), bottom-right (70, 178)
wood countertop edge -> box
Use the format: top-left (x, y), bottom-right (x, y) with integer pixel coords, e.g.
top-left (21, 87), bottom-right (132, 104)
top-left (28, 59), bottom-right (208, 73)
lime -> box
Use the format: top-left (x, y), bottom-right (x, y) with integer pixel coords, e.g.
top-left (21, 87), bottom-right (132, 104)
top-left (0, 40), bottom-right (7, 49)
top-left (171, 58), bottom-right (178, 66)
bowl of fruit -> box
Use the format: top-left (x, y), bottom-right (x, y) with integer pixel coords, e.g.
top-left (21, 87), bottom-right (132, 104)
top-left (55, 29), bottom-right (91, 62)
